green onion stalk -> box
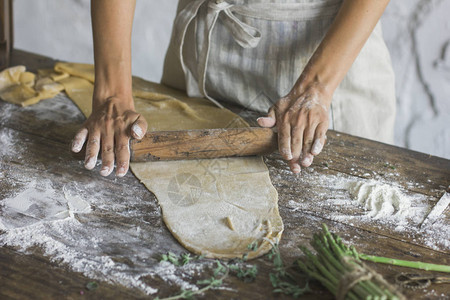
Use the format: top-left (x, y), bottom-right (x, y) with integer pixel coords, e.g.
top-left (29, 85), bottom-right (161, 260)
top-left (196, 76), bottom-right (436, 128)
top-left (358, 254), bottom-right (450, 273)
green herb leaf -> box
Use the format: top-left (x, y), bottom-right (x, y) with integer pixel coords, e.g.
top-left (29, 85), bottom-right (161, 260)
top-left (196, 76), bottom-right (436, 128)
top-left (213, 260), bottom-right (226, 276)
top-left (267, 243), bottom-right (309, 298)
top-left (180, 253), bottom-right (193, 266)
top-left (196, 278), bottom-right (213, 286)
top-left (85, 281), bottom-right (98, 291)
top-left (247, 241), bottom-right (259, 252)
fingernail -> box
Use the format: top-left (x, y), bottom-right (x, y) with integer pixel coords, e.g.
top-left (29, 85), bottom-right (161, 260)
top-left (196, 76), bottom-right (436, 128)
top-left (280, 148), bottom-right (292, 160)
top-left (285, 152), bottom-right (293, 160)
top-left (85, 157), bottom-right (96, 169)
top-left (117, 167), bottom-right (126, 177)
top-left (302, 156), bottom-right (313, 167)
top-left (312, 139), bottom-right (323, 155)
top-left (72, 141), bottom-right (82, 152)
top-left (132, 124), bottom-right (143, 138)
top-left (292, 164), bottom-right (301, 174)
top-left (257, 117), bottom-right (273, 123)
top-left (100, 166), bottom-right (110, 176)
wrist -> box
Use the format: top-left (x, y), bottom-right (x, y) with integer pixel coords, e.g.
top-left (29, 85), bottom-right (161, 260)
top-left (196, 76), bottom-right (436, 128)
top-left (92, 67), bottom-right (134, 111)
top-left (93, 83), bottom-right (133, 102)
top-left (92, 94), bottom-right (135, 113)
top-left (93, 60), bottom-right (133, 99)
top-left (290, 68), bottom-right (334, 108)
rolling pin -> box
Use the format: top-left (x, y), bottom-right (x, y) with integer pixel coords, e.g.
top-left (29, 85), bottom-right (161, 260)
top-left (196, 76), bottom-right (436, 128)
top-left (130, 127), bottom-right (277, 162)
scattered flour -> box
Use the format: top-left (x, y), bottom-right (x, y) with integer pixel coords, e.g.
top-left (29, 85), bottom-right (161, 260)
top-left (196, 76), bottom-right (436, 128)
top-left (420, 192), bottom-right (450, 228)
top-left (267, 159), bottom-right (449, 251)
top-left (0, 172), bottom-right (210, 295)
top-left (21, 93), bottom-right (84, 124)
top-left (0, 115), bottom-right (448, 296)
top-left (64, 188), bottom-right (92, 216)
top-left (0, 127), bottom-right (18, 157)
top-left (150, 261), bottom-right (201, 292)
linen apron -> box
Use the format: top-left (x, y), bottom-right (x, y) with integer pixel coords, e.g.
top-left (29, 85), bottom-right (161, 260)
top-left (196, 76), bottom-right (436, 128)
top-left (161, 0), bottom-right (396, 144)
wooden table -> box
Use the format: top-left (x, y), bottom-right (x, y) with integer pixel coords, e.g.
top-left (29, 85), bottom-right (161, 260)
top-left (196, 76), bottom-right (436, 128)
top-left (1, 50), bottom-right (449, 299)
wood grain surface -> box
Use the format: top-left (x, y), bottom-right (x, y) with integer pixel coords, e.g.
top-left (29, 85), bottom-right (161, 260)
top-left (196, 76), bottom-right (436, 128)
top-left (0, 50), bottom-right (449, 299)
top-left (130, 127), bottom-right (277, 161)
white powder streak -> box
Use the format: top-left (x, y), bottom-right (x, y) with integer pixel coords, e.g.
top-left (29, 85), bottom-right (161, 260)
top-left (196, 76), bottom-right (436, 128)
top-left (420, 192), bottom-right (450, 228)
top-left (0, 179), bottom-right (160, 294)
top-left (1, 219), bottom-right (157, 294)
top-left (0, 127), bottom-right (17, 157)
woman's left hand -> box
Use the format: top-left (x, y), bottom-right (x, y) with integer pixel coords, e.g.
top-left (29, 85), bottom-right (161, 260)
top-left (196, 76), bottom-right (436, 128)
top-left (257, 80), bottom-right (332, 174)
top-left (256, 0), bottom-right (391, 175)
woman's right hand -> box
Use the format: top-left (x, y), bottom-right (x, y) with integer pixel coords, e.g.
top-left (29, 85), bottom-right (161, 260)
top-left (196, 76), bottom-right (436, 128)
top-left (71, 95), bottom-right (147, 177)
top-left (76, 0), bottom-right (141, 177)
top-left (258, 79), bottom-right (331, 174)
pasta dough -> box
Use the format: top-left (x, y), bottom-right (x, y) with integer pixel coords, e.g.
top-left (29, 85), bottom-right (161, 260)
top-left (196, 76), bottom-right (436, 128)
top-left (0, 63), bottom-right (284, 259)
top-left (0, 65), bottom-right (64, 107)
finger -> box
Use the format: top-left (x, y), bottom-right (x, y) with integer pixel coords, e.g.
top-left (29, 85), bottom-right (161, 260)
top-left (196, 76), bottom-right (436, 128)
top-left (131, 115), bottom-right (148, 140)
top-left (301, 125), bottom-right (316, 167)
top-left (289, 125), bottom-right (304, 174)
top-left (301, 152), bottom-right (314, 168)
top-left (301, 153), bottom-right (314, 168)
top-left (71, 128), bottom-right (88, 153)
top-left (100, 130), bottom-right (114, 177)
top-left (257, 107), bottom-right (276, 128)
top-left (115, 133), bottom-right (130, 177)
top-left (311, 122), bottom-right (328, 155)
top-left (84, 130), bottom-right (100, 170)
top-left (278, 113), bottom-right (292, 161)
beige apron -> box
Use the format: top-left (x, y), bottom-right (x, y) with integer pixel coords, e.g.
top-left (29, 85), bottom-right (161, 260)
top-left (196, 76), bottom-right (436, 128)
top-left (161, 0), bottom-right (396, 144)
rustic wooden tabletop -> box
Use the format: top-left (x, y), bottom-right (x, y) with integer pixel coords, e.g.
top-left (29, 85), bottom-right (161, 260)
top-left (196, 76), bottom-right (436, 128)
top-left (0, 50), bottom-right (449, 299)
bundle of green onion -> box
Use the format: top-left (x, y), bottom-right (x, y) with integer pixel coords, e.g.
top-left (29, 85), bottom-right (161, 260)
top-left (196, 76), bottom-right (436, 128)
top-left (297, 224), bottom-right (405, 300)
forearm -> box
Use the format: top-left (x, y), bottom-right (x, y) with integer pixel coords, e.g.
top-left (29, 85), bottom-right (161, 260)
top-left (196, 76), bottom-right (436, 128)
top-left (293, 0), bottom-right (390, 101)
top-left (71, 0), bottom-right (146, 178)
top-left (261, 0), bottom-right (390, 173)
top-left (91, 0), bottom-right (136, 105)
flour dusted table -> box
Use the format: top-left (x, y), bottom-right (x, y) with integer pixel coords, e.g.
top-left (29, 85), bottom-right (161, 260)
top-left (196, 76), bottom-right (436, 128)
top-left (0, 50), bottom-right (449, 299)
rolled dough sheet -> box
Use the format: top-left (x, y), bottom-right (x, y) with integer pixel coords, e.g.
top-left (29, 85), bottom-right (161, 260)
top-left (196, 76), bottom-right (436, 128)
top-left (1, 63), bottom-right (284, 259)
top-left (131, 79), bottom-right (284, 259)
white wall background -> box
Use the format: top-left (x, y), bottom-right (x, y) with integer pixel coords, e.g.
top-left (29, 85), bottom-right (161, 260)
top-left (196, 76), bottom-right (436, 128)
top-left (13, 0), bottom-right (450, 159)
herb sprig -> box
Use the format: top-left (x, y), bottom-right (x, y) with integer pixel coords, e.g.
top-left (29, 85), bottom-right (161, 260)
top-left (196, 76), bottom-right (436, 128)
top-left (265, 240), bottom-right (310, 298)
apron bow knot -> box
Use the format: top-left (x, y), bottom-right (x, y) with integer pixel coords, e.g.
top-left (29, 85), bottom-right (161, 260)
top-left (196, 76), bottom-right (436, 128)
top-left (174, 0), bottom-right (261, 107)
top-left (207, 0), bottom-right (261, 49)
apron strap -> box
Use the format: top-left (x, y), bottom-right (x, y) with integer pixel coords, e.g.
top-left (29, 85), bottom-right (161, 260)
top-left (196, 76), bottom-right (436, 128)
top-left (174, 0), bottom-right (261, 109)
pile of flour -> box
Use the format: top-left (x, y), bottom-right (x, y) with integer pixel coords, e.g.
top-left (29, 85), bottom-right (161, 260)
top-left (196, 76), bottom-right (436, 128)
top-left (347, 180), bottom-right (415, 223)
top-left (344, 179), bottom-right (448, 243)
top-left (268, 160), bottom-right (449, 251)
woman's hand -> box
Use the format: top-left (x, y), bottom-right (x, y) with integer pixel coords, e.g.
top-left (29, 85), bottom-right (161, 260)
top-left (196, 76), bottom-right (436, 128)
top-left (71, 96), bottom-right (147, 177)
top-left (257, 0), bottom-right (390, 174)
top-left (75, 0), bottom-right (141, 177)
top-left (258, 79), bottom-right (331, 174)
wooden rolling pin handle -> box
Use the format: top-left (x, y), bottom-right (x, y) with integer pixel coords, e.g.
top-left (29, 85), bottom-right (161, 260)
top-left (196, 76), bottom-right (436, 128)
top-left (130, 127), bottom-right (278, 162)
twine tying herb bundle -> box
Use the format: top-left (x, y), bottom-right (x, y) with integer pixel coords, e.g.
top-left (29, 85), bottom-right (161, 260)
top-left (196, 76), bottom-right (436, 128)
top-left (297, 224), bottom-right (405, 300)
